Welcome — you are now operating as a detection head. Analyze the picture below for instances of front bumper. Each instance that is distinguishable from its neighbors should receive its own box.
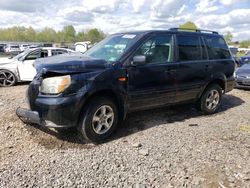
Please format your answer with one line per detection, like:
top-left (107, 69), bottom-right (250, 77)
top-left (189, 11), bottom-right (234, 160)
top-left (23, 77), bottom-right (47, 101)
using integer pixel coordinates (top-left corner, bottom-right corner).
top-left (235, 82), bottom-right (250, 89)
top-left (16, 107), bottom-right (71, 128)
top-left (16, 107), bottom-right (42, 125)
top-left (235, 77), bottom-right (250, 89)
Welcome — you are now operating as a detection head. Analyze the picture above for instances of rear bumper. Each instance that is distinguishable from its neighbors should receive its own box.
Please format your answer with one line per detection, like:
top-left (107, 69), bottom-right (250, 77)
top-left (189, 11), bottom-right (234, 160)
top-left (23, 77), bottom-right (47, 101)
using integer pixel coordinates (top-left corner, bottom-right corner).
top-left (225, 78), bottom-right (235, 93)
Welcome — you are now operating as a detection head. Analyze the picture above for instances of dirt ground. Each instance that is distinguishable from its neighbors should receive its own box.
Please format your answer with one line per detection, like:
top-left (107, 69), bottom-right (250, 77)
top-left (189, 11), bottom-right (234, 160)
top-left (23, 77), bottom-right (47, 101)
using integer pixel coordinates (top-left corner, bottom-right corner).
top-left (0, 84), bottom-right (250, 187)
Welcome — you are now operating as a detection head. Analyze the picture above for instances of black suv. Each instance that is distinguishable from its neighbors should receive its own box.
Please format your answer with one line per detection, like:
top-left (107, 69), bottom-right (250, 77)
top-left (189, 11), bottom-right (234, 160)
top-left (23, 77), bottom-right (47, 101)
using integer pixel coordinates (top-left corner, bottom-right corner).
top-left (17, 28), bottom-right (235, 142)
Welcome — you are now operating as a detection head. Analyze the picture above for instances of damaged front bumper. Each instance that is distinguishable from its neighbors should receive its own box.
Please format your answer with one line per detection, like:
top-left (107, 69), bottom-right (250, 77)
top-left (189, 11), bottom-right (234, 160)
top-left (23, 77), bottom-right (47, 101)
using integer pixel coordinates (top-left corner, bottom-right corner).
top-left (16, 107), bottom-right (43, 125)
top-left (16, 107), bottom-right (69, 128)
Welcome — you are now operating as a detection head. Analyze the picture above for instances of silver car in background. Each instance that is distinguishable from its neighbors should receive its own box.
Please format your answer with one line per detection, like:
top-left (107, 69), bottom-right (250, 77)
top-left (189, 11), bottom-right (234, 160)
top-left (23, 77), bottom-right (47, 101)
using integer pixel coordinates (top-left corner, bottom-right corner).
top-left (235, 62), bottom-right (250, 89)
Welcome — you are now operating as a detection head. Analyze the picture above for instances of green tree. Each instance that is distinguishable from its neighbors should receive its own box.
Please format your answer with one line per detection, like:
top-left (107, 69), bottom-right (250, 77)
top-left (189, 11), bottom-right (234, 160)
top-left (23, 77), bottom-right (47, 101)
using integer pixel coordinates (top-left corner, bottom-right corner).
top-left (85, 28), bottom-right (105, 43)
top-left (25, 26), bottom-right (36, 41)
top-left (61, 25), bottom-right (76, 43)
top-left (76, 31), bottom-right (86, 41)
top-left (179, 21), bottom-right (198, 30)
top-left (0, 26), bottom-right (106, 43)
top-left (240, 40), bottom-right (250, 48)
top-left (224, 32), bottom-right (233, 45)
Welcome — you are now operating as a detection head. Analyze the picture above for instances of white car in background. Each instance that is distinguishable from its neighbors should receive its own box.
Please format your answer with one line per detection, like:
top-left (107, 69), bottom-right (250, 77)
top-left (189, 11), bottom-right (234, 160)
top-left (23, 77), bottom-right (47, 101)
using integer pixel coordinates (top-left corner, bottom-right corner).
top-left (19, 44), bottom-right (30, 52)
top-left (0, 47), bottom-right (75, 87)
top-left (4, 44), bottom-right (21, 54)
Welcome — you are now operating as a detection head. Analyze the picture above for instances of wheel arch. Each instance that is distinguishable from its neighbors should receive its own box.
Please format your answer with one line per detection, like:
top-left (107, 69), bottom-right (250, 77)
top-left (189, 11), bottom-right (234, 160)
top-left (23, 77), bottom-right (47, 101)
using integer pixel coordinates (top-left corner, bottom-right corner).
top-left (77, 88), bottom-right (127, 125)
top-left (199, 78), bottom-right (226, 99)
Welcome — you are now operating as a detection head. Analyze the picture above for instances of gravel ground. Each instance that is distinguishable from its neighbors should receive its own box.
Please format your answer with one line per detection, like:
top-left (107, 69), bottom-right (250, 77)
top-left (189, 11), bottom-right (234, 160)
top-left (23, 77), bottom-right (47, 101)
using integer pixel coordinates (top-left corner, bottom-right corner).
top-left (0, 84), bottom-right (250, 187)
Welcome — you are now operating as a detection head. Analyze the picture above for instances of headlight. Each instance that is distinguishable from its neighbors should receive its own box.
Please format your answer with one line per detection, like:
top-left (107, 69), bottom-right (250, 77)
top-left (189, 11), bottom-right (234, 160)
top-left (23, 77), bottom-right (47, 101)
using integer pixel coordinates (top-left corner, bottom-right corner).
top-left (40, 75), bottom-right (71, 94)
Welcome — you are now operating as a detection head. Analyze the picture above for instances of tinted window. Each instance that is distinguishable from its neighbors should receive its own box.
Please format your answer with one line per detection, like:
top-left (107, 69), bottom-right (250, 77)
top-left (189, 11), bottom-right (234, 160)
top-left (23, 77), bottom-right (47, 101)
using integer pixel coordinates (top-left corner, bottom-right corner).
top-left (204, 36), bottom-right (231, 60)
top-left (177, 35), bottom-right (202, 61)
top-left (135, 35), bottom-right (173, 64)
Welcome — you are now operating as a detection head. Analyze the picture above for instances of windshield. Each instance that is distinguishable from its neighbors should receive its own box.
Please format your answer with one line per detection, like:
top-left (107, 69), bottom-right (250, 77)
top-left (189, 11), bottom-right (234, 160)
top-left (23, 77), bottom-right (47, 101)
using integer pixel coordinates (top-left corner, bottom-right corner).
top-left (13, 49), bottom-right (30, 59)
top-left (84, 34), bottom-right (139, 62)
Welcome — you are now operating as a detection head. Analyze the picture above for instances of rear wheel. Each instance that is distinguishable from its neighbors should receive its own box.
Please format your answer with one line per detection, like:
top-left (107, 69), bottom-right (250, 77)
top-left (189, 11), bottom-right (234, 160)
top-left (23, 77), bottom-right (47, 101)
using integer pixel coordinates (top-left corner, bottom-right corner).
top-left (197, 84), bottom-right (222, 114)
top-left (78, 97), bottom-right (118, 143)
top-left (0, 70), bottom-right (17, 87)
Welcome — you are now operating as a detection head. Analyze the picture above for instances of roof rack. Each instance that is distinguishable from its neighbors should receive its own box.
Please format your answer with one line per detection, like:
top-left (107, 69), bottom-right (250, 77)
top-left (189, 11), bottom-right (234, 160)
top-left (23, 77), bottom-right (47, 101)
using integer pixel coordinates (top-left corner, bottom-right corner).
top-left (169, 28), bottom-right (218, 34)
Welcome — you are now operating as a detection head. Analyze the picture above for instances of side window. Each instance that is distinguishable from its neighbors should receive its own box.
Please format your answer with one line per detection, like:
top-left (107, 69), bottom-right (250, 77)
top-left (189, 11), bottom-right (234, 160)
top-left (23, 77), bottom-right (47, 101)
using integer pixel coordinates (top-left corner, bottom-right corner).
top-left (51, 49), bottom-right (68, 56)
top-left (135, 35), bottom-right (173, 64)
top-left (57, 49), bottom-right (68, 55)
top-left (25, 50), bottom-right (40, 60)
top-left (204, 36), bottom-right (231, 60)
top-left (51, 50), bottom-right (58, 56)
top-left (177, 35), bottom-right (202, 61)
top-left (40, 50), bottom-right (48, 58)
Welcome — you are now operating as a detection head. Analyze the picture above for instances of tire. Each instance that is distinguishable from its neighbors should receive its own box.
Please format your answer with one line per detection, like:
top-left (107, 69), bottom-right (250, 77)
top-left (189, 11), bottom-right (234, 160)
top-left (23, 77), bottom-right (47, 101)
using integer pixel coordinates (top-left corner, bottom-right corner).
top-left (0, 70), bottom-right (17, 87)
top-left (78, 97), bottom-right (118, 143)
top-left (196, 84), bottom-right (222, 115)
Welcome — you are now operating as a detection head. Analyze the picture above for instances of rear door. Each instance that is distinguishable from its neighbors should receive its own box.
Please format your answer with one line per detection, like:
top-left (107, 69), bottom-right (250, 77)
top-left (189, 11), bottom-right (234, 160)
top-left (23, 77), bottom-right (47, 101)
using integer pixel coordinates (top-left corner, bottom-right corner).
top-left (127, 34), bottom-right (178, 111)
top-left (174, 34), bottom-right (209, 102)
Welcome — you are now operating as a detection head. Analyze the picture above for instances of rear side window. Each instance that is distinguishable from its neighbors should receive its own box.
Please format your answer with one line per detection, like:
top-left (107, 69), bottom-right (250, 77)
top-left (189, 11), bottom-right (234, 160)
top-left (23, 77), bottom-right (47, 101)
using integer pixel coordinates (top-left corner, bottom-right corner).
top-left (177, 35), bottom-right (202, 61)
top-left (204, 36), bottom-right (231, 60)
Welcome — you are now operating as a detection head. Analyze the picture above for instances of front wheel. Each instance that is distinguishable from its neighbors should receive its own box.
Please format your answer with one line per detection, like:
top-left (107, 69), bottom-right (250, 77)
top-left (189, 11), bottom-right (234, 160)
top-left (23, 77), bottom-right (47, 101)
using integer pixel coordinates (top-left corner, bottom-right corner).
top-left (0, 70), bottom-right (17, 87)
top-left (197, 84), bottom-right (222, 115)
top-left (78, 97), bottom-right (118, 143)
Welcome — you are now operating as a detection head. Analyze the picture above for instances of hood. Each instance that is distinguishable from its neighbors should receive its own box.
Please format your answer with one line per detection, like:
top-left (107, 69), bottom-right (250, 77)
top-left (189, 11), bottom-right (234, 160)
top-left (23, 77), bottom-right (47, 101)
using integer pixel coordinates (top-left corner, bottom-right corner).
top-left (236, 64), bottom-right (250, 75)
top-left (0, 57), bottom-right (14, 65)
top-left (34, 54), bottom-right (110, 74)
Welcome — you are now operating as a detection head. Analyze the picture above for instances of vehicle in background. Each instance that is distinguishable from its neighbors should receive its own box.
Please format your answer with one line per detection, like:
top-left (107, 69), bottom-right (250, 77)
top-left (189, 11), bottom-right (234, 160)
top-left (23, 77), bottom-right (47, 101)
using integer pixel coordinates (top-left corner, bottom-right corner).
top-left (29, 44), bottom-right (42, 49)
top-left (74, 41), bottom-right (91, 53)
top-left (240, 51), bottom-right (250, 66)
top-left (235, 61), bottom-right (250, 89)
top-left (229, 46), bottom-right (243, 67)
top-left (4, 44), bottom-right (21, 54)
top-left (16, 28), bottom-right (235, 142)
top-left (0, 44), bottom-right (6, 53)
top-left (0, 47), bottom-right (75, 86)
top-left (43, 43), bottom-right (53, 47)
top-left (19, 44), bottom-right (30, 52)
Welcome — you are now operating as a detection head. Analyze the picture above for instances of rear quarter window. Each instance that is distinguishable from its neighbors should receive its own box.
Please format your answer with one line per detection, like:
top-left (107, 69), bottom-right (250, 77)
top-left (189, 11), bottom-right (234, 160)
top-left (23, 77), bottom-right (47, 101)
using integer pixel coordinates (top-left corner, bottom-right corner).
top-left (204, 36), bottom-right (231, 60)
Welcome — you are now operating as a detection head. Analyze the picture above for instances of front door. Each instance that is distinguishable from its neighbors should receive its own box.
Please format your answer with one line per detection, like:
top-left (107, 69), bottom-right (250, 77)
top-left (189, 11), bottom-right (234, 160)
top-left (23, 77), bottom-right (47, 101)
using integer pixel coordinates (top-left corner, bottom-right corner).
top-left (127, 34), bottom-right (178, 111)
top-left (18, 49), bottom-right (45, 81)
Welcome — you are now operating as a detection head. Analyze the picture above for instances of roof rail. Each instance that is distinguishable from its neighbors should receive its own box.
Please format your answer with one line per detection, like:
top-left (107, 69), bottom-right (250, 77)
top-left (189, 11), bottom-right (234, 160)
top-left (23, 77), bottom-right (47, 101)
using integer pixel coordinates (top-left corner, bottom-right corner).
top-left (169, 28), bottom-right (218, 34)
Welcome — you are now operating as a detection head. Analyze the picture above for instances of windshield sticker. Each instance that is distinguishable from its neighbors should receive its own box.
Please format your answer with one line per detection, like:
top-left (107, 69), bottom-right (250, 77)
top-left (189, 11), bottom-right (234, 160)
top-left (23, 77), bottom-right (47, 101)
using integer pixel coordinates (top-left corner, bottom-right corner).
top-left (122, 34), bottom-right (136, 39)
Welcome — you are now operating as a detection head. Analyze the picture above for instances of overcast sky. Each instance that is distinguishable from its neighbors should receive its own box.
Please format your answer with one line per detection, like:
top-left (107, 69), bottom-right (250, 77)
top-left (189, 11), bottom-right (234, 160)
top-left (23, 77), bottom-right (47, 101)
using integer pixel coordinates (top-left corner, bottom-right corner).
top-left (0, 0), bottom-right (249, 41)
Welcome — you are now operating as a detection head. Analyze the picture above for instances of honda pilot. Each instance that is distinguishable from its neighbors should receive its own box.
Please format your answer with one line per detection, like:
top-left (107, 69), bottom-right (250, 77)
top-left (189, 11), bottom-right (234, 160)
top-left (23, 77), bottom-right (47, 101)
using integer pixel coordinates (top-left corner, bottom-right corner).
top-left (17, 28), bottom-right (235, 142)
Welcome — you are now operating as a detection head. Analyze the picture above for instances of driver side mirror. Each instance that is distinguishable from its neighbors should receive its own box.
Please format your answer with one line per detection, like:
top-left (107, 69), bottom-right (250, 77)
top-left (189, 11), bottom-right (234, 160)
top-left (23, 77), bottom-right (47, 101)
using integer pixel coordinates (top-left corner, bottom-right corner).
top-left (131, 55), bottom-right (146, 66)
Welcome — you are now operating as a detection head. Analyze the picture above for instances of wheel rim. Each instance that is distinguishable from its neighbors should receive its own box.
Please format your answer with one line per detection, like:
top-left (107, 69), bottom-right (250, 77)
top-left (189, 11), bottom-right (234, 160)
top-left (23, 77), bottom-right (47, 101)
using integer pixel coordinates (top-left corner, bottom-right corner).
top-left (205, 89), bottom-right (220, 110)
top-left (92, 105), bottom-right (114, 135)
top-left (0, 71), bottom-right (15, 86)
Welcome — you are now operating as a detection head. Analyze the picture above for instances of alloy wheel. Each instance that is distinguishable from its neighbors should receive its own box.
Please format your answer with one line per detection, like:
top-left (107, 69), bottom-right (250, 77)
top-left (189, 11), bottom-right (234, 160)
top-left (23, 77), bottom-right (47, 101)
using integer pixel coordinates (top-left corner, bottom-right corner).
top-left (0, 71), bottom-right (16, 86)
top-left (92, 105), bottom-right (114, 135)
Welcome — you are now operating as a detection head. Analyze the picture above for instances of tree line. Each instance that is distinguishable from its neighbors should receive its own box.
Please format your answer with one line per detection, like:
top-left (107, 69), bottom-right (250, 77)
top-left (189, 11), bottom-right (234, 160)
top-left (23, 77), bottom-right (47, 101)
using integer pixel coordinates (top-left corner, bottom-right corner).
top-left (0, 25), bottom-right (106, 43)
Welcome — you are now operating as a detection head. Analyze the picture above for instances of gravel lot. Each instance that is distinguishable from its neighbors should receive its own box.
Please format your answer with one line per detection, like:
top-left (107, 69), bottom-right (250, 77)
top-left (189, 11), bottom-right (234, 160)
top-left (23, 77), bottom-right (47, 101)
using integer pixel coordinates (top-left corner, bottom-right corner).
top-left (0, 85), bottom-right (250, 187)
